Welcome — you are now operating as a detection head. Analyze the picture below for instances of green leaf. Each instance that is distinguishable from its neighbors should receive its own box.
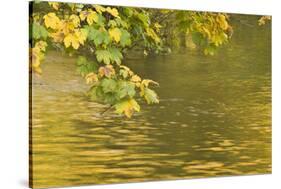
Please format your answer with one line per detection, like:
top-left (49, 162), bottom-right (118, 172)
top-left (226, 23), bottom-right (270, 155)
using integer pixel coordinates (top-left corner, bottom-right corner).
top-left (120, 29), bottom-right (131, 47)
top-left (141, 88), bottom-right (159, 104)
top-left (88, 86), bottom-right (100, 102)
top-left (117, 81), bottom-right (136, 98)
top-left (108, 47), bottom-right (123, 65)
top-left (103, 93), bottom-right (118, 104)
top-left (31, 23), bottom-right (48, 40)
top-left (86, 26), bottom-right (110, 46)
top-left (76, 56), bottom-right (98, 76)
top-left (96, 49), bottom-right (111, 64)
top-left (137, 12), bottom-right (150, 27)
top-left (96, 14), bottom-right (106, 26)
top-left (114, 98), bottom-right (140, 118)
top-left (101, 78), bottom-right (117, 93)
top-left (115, 18), bottom-right (128, 28)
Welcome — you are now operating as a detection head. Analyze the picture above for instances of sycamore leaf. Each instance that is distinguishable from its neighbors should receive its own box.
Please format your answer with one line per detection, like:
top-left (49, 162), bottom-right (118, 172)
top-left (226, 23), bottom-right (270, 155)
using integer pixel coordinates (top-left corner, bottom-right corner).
top-left (80, 10), bottom-right (98, 25)
top-left (32, 23), bottom-right (48, 40)
top-left (120, 65), bottom-right (134, 76)
top-left (101, 78), bottom-right (117, 93)
top-left (98, 65), bottom-right (115, 78)
top-left (131, 75), bottom-right (141, 83)
top-left (141, 79), bottom-right (159, 87)
top-left (120, 29), bottom-right (131, 47)
top-left (51, 31), bottom-right (64, 43)
top-left (93, 5), bottom-right (106, 14)
top-left (86, 26), bottom-right (110, 46)
top-left (87, 11), bottom-right (98, 25)
top-left (114, 98), bottom-right (140, 118)
top-left (258, 16), bottom-right (271, 26)
top-left (85, 72), bottom-right (98, 84)
top-left (108, 20), bottom-right (117, 27)
top-left (30, 41), bottom-right (47, 74)
top-left (69, 14), bottom-right (80, 27)
top-left (117, 81), bottom-right (136, 98)
top-left (108, 47), bottom-right (123, 64)
top-left (64, 29), bottom-right (87, 49)
top-left (106, 7), bottom-right (120, 18)
top-left (109, 28), bottom-right (121, 43)
top-left (43, 13), bottom-right (61, 30)
top-left (140, 88), bottom-right (159, 104)
top-left (76, 56), bottom-right (98, 76)
top-left (96, 49), bottom-right (111, 64)
top-left (35, 41), bottom-right (48, 52)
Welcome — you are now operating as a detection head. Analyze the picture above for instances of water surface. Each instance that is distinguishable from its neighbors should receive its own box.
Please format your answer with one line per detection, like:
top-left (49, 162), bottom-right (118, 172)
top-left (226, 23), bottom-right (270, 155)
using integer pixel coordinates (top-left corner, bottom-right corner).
top-left (31, 16), bottom-right (271, 188)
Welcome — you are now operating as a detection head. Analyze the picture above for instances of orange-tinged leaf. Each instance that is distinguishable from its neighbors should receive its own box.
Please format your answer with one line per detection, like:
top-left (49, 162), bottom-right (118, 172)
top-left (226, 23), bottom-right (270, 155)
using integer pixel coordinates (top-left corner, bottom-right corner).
top-left (98, 65), bottom-right (115, 78)
top-left (85, 72), bottom-right (98, 84)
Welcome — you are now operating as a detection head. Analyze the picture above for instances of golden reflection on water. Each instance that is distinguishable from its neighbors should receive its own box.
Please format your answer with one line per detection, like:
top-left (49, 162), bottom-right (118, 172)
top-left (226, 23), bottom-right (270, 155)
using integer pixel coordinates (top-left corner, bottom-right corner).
top-left (31, 18), bottom-right (271, 188)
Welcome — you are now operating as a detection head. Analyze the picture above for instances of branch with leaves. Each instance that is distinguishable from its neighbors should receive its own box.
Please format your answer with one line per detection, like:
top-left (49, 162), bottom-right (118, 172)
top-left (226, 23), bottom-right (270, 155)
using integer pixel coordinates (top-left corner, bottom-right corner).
top-left (30, 2), bottom-right (270, 118)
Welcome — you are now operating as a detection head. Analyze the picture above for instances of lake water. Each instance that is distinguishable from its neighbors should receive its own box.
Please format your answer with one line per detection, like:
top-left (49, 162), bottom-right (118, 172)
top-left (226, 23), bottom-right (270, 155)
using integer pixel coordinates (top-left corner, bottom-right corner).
top-left (30, 16), bottom-right (271, 188)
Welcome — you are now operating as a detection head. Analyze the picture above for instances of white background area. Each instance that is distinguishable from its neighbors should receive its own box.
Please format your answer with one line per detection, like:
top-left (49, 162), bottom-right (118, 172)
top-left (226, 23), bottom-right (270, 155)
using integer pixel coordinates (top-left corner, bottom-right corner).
top-left (0, 0), bottom-right (279, 188)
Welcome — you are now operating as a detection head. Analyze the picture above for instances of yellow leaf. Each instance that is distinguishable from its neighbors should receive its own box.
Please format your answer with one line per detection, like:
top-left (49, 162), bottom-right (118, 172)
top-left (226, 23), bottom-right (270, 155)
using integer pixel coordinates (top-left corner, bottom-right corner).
top-left (131, 75), bottom-right (141, 83)
top-left (141, 79), bottom-right (159, 87)
top-left (43, 13), bottom-right (61, 30)
top-left (80, 10), bottom-right (98, 25)
top-left (115, 98), bottom-right (140, 118)
top-left (146, 28), bottom-right (161, 43)
top-left (120, 65), bottom-right (134, 76)
top-left (85, 72), bottom-right (98, 84)
top-left (106, 7), bottom-right (119, 18)
top-left (69, 14), bottom-right (80, 27)
top-left (93, 5), bottom-right (106, 14)
top-left (30, 49), bottom-right (41, 68)
top-left (87, 11), bottom-right (98, 25)
top-left (79, 10), bottom-right (88, 21)
top-left (258, 16), bottom-right (271, 26)
top-left (35, 41), bottom-right (48, 52)
top-left (48, 2), bottom-right (60, 10)
top-left (77, 29), bottom-right (88, 44)
top-left (109, 28), bottom-right (121, 43)
top-left (51, 31), bottom-right (64, 43)
top-left (216, 14), bottom-right (228, 30)
top-left (30, 42), bottom-right (46, 74)
top-left (63, 29), bottom-right (86, 49)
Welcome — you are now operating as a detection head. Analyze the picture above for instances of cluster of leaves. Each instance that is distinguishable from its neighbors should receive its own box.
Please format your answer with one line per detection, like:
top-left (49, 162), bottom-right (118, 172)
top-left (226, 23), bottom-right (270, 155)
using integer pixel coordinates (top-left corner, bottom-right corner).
top-left (150, 10), bottom-right (232, 55)
top-left (79, 56), bottom-right (159, 118)
top-left (30, 1), bottom-right (161, 117)
top-left (258, 16), bottom-right (271, 26)
top-left (30, 2), bottom-right (269, 117)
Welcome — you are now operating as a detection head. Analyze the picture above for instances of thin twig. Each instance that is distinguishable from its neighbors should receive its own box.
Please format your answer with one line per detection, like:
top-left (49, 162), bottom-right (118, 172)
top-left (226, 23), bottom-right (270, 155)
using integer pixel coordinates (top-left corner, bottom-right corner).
top-left (100, 105), bottom-right (113, 115)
